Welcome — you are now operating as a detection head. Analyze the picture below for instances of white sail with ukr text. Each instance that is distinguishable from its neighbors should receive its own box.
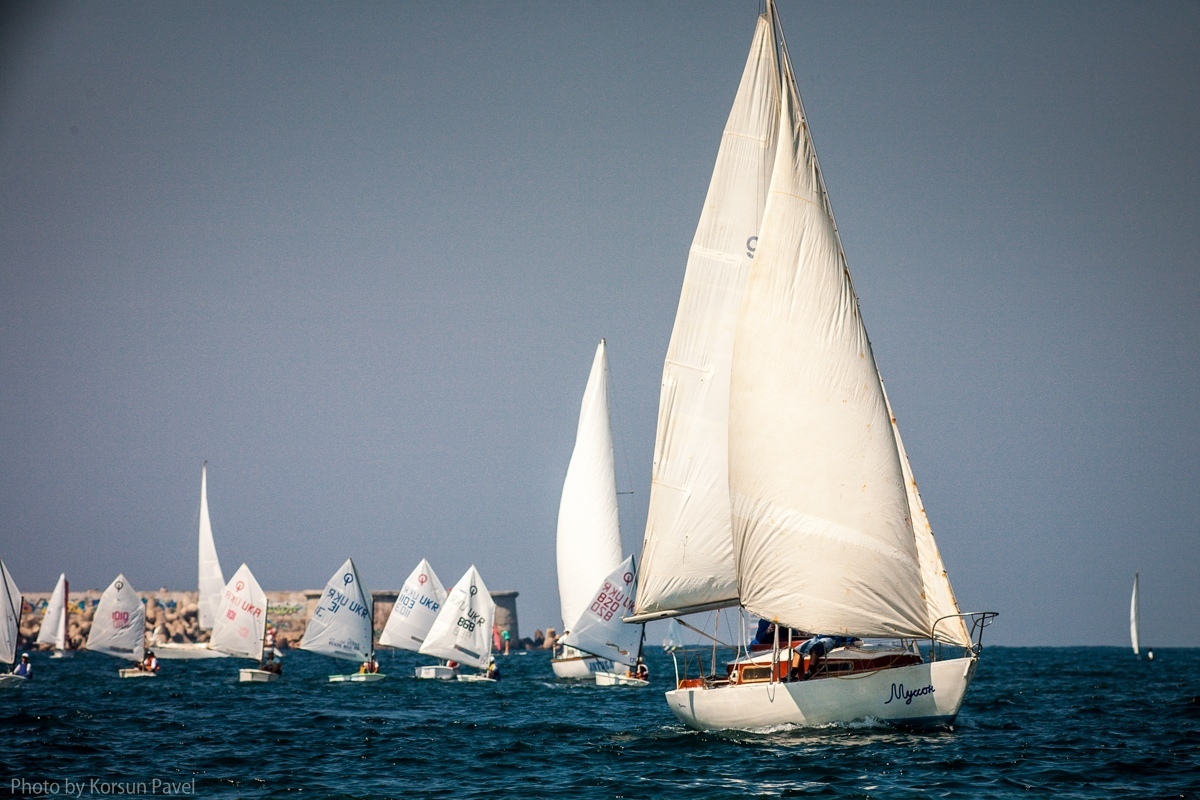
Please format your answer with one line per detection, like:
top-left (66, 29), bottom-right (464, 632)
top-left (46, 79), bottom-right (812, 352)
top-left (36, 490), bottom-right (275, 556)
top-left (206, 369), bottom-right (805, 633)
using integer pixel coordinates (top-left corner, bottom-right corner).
top-left (210, 564), bottom-right (267, 661)
top-left (299, 559), bottom-right (373, 662)
top-left (561, 554), bottom-right (640, 667)
top-left (379, 559), bottom-right (446, 652)
top-left (632, 12), bottom-right (781, 622)
top-left (86, 574), bottom-right (145, 662)
top-left (36, 573), bottom-right (69, 651)
top-left (0, 559), bottom-right (21, 666)
top-left (197, 463), bottom-right (225, 631)
top-left (418, 565), bottom-right (495, 669)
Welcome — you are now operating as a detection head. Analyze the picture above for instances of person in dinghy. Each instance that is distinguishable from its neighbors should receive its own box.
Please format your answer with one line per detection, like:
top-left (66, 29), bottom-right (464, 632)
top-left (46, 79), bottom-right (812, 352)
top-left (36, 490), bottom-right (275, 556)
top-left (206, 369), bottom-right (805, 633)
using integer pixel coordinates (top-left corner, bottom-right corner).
top-left (12, 653), bottom-right (32, 679)
top-left (137, 650), bottom-right (161, 674)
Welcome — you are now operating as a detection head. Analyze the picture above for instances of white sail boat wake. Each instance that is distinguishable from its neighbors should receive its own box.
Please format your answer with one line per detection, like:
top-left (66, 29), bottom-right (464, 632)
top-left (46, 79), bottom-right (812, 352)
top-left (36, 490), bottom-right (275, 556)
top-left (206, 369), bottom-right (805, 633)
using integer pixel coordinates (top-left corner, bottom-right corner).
top-left (378, 559), bottom-right (454, 680)
top-left (627, 1), bottom-right (995, 730)
top-left (551, 340), bottom-right (642, 678)
top-left (300, 558), bottom-right (383, 682)
top-left (37, 573), bottom-right (73, 658)
top-left (86, 574), bottom-right (157, 679)
top-left (157, 463), bottom-right (229, 659)
top-left (0, 559), bottom-right (26, 688)
top-left (209, 564), bottom-right (279, 682)
top-left (418, 565), bottom-right (497, 683)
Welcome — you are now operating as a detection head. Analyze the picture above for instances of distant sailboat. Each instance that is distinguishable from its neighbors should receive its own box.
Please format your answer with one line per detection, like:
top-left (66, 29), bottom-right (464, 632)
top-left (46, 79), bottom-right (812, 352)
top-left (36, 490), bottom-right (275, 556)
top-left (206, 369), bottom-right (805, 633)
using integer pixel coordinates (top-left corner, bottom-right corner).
top-left (86, 574), bottom-right (155, 679)
top-left (157, 463), bottom-right (229, 659)
top-left (560, 554), bottom-right (645, 687)
top-left (418, 565), bottom-right (497, 682)
top-left (1131, 572), bottom-right (1140, 658)
top-left (36, 573), bottom-right (73, 658)
top-left (0, 559), bottom-right (26, 688)
top-left (300, 559), bottom-right (383, 682)
top-left (552, 340), bottom-right (629, 679)
top-left (378, 559), bottom-right (450, 678)
top-left (209, 564), bottom-right (279, 682)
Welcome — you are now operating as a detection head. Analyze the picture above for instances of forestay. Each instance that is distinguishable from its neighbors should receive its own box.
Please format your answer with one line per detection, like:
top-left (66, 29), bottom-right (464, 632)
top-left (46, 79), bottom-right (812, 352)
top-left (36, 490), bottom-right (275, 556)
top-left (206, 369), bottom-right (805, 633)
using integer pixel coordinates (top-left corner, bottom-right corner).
top-left (378, 559), bottom-right (446, 652)
top-left (0, 559), bottom-right (21, 665)
top-left (300, 559), bottom-right (373, 662)
top-left (634, 12), bottom-right (781, 620)
top-left (36, 573), bottom-right (68, 650)
top-left (210, 564), bottom-right (267, 661)
top-left (419, 565), bottom-right (495, 669)
top-left (86, 574), bottom-right (146, 662)
top-left (726, 46), bottom-right (930, 640)
top-left (197, 464), bottom-right (225, 631)
top-left (561, 555), bottom-right (641, 666)
top-left (557, 340), bottom-right (623, 632)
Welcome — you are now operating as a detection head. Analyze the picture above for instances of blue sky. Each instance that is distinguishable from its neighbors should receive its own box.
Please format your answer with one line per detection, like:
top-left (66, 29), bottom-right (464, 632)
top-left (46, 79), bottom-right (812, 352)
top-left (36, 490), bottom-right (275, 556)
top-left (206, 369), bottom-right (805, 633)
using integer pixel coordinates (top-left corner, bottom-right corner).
top-left (2, 1), bottom-right (1197, 646)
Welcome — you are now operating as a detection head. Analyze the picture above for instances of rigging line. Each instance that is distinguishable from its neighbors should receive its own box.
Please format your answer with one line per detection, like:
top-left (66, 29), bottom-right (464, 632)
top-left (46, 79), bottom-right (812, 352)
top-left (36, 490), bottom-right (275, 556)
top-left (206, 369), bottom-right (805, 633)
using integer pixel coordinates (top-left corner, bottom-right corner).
top-left (677, 618), bottom-right (734, 649)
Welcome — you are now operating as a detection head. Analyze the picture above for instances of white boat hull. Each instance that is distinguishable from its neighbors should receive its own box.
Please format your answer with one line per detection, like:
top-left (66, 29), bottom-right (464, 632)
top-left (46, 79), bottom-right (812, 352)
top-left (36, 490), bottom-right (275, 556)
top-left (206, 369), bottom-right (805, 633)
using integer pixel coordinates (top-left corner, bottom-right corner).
top-left (153, 642), bottom-right (229, 660)
top-left (118, 668), bottom-right (158, 679)
top-left (329, 673), bottom-right (386, 683)
top-left (49, 650), bottom-right (74, 659)
top-left (551, 650), bottom-right (614, 679)
top-left (415, 665), bottom-right (458, 680)
top-left (595, 671), bottom-right (648, 687)
top-left (238, 669), bottom-right (279, 683)
top-left (0, 674), bottom-right (28, 689)
top-left (667, 656), bottom-right (977, 731)
top-left (456, 674), bottom-right (496, 683)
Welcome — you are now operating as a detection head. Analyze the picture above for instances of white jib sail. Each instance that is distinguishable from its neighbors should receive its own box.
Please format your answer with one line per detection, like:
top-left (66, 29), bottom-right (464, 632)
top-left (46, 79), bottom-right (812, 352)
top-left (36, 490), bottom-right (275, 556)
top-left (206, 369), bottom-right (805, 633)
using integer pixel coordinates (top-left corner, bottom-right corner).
top-left (418, 565), bottom-right (495, 669)
top-left (300, 558), bottom-right (374, 662)
top-left (0, 559), bottom-right (21, 665)
top-left (36, 573), bottom-right (68, 650)
top-left (727, 50), bottom-right (929, 640)
top-left (378, 559), bottom-right (447, 652)
top-left (86, 574), bottom-right (145, 662)
top-left (1130, 573), bottom-right (1140, 656)
top-left (561, 554), bottom-right (641, 666)
top-left (197, 463), bottom-right (225, 631)
top-left (556, 340), bottom-right (623, 633)
top-left (635, 11), bottom-right (781, 620)
top-left (209, 564), bottom-right (267, 661)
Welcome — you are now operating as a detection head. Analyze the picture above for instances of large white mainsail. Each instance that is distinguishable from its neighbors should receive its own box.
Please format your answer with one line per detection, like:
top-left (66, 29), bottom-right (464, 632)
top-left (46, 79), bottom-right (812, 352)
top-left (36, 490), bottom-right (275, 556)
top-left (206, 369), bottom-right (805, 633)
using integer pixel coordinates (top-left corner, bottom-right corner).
top-left (197, 463), bottom-right (225, 631)
top-left (210, 564), bottom-right (267, 661)
top-left (557, 340), bottom-right (623, 634)
top-left (0, 559), bottom-right (21, 667)
top-left (726, 28), bottom-right (929, 639)
top-left (1130, 572), bottom-right (1140, 656)
top-left (378, 559), bottom-right (447, 652)
top-left (632, 11), bottom-right (781, 621)
top-left (36, 573), bottom-right (69, 652)
top-left (300, 559), bottom-right (374, 662)
top-left (419, 566), bottom-right (495, 669)
top-left (561, 554), bottom-right (640, 667)
top-left (86, 574), bottom-right (145, 662)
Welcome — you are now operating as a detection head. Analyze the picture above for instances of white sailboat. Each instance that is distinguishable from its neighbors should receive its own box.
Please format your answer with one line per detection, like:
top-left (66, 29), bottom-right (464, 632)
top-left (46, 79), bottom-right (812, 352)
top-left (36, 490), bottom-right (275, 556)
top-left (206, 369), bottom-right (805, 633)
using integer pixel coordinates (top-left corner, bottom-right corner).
top-left (418, 565), bottom-right (497, 682)
top-left (378, 559), bottom-right (450, 678)
top-left (209, 564), bottom-right (279, 683)
top-left (628, 1), bottom-right (995, 730)
top-left (156, 463), bottom-right (229, 659)
top-left (300, 558), bottom-right (383, 682)
top-left (1130, 572), bottom-right (1140, 658)
top-left (0, 559), bottom-right (26, 688)
top-left (552, 340), bottom-right (628, 679)
top-left (559, 554), bottom-right (646, 687)
top-left (86, 574), bottom-right (156, 679)
top-left (36, 573), bottom-right (73, 658)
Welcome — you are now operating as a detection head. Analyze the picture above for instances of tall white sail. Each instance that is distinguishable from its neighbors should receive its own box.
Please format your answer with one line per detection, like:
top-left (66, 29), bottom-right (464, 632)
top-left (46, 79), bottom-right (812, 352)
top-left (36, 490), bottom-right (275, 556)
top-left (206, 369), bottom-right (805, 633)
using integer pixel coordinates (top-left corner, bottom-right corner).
top-left (197, 463), bottom-right (225, 631)
top-left (561, 555), bottom-right (640, 667)
top-left (633, 12), bottom-right (781, 620)
top-left (378, 559), bottom-right (447, 652)
top-left (1130, 573), bottom-right (1140, 656)
top-left (0, 559), bottom-right (21, 665)
top-left (36, 573), bottom-right (69, 651)
top-left (556, 340), bottom-right (623, 633)
top-left (300, 559), bottom-right (374, 662)
top-left (210, 564), bottom-right (267, 661)
top-left (727, 48), bottom-right (930, 639)
top-left (86, 574), bottom-right (145, 662)
top-left (419, 565), bottom-right (495, 669)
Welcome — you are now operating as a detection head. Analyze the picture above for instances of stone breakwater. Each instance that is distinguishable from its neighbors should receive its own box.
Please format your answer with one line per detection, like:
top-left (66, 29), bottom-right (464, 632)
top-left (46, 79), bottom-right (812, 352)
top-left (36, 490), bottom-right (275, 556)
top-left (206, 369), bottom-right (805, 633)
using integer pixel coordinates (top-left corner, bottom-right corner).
top-left (16, 588), bottom-right (551, 651)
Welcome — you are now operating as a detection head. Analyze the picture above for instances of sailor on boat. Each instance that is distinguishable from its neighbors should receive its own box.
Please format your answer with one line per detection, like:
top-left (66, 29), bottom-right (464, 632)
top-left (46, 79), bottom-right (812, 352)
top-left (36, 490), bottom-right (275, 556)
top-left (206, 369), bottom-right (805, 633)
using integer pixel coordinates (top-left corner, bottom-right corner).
top-left (358, 656), bottom-right (379, 675)
top-left (12, 653), bottom-right (31, 679)
top-left (138, 650), bottom-right (161, 673)
top-left (260, 652), bottom-right (282, 675)
top-left (486, 660), bottom-right (500, 681)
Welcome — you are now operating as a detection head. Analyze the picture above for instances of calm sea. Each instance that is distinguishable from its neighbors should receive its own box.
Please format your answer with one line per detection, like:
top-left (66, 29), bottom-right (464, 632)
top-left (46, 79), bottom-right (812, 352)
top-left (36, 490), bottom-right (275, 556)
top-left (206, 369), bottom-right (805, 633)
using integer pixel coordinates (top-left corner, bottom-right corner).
top-left (3, 646), bottom-right (1198, 799)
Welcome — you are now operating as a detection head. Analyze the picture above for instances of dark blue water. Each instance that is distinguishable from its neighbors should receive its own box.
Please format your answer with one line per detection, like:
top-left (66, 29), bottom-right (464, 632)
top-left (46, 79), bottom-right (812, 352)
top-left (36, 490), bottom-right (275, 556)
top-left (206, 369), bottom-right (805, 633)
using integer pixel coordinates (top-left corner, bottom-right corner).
top-left (3, 647), bottom-right (1198, 799)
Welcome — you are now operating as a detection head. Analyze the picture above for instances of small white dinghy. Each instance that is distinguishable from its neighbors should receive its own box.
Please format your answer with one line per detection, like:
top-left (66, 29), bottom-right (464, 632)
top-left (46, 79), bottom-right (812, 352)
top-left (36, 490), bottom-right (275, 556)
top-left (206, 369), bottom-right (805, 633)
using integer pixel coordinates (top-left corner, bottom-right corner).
top-left (300, 559), bottom-right (384, 683)
top-left (415, 664), bottom-right (458, 680)
top-left (456, 673), bottom-right (496, 683)
top-left (418, 566), bottom-right (496, 683)
top-left (37, 573), bottom-right (74, 659)
top-left (1, 559), bottom-right (28, 688)
top-left (207, 564), bottom-right (280, 683)
top-left (87, 575), bottom-right (156, 679)
top-left (595, 671), bottom-right (649, 688)
top-left (376, 559), bottom-right (453, 680)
